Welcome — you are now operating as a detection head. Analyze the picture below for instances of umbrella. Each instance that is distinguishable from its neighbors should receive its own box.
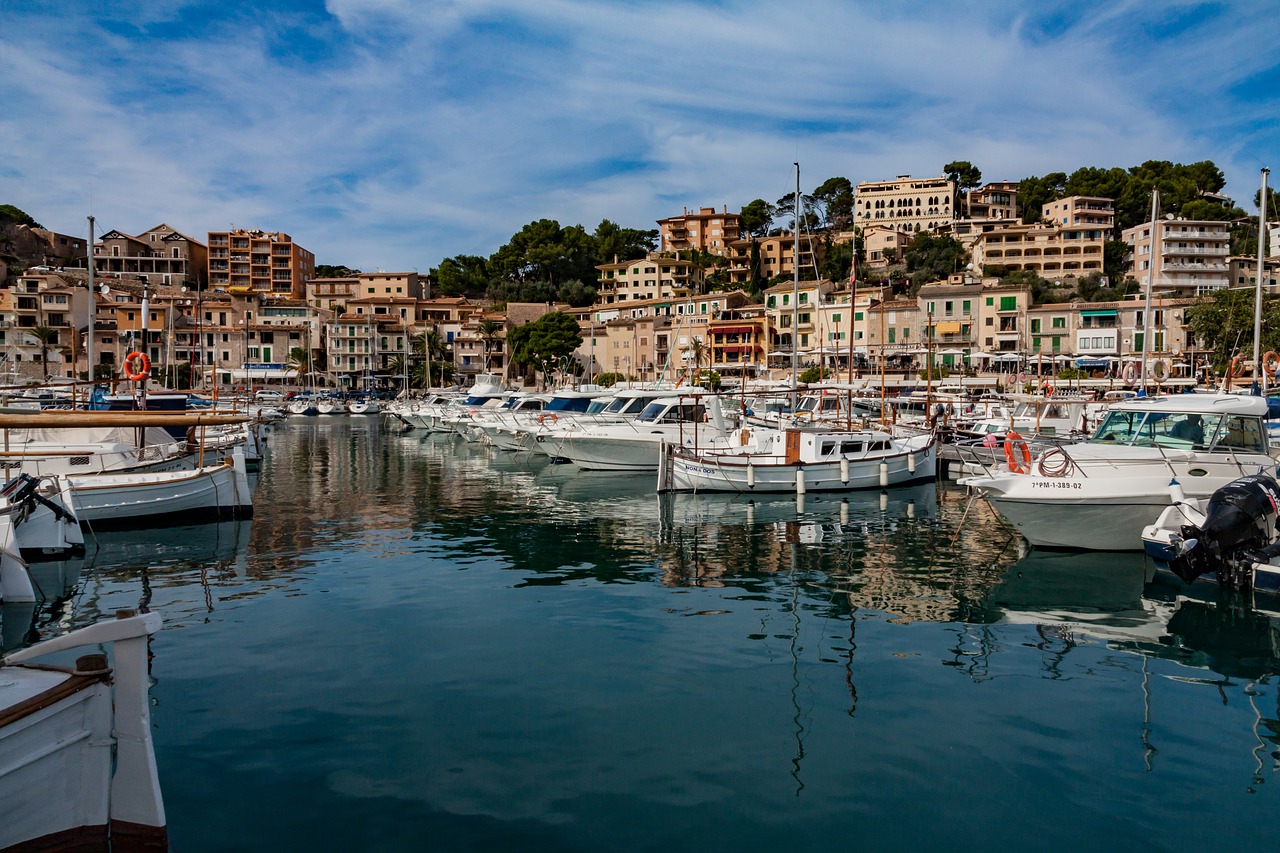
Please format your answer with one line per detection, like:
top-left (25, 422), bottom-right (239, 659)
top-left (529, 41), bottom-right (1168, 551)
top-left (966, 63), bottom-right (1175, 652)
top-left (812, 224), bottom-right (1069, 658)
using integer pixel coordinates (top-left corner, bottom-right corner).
top-left (993, 353), bottom-right (1023, 361)
top-left (936, 349), bottom-right (965, 356)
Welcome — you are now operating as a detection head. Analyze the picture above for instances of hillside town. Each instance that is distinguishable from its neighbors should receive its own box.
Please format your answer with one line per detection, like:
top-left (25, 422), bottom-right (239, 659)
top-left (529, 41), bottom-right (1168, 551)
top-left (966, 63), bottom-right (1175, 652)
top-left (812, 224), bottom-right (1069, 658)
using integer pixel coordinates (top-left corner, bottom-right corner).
top-left (1, 169), bottom-right (1276, 393)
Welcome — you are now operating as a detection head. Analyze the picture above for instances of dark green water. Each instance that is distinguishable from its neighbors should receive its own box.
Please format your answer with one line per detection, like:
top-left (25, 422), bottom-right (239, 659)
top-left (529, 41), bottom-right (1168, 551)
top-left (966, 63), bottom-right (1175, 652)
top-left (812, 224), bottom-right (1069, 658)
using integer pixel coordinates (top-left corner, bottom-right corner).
top-left (14, 419), bottom-right (1280, 851)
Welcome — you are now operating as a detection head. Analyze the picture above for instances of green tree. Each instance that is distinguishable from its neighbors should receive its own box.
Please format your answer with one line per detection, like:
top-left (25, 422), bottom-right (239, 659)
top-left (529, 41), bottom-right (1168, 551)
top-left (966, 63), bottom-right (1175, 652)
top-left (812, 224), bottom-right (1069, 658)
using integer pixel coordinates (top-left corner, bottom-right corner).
top-left (904, 233), bottom-right (967, 292)
top-left (943, 161), bottom-right (983, 192)
top-left (1185, 289), bottom-right (1280, 373)
top-left (29, 325), bottom-right (56, 375)
top-left (812, 177), bottom-right (854, 229)
top-left (1017, 172), bottom-right (1067, 223)
top-left (287, 346), bottom-right (311, 380)
top-left (314, 264), bottom-right (360, 278)
top-left (1103, 240), bottom-right (1128, 288)
top-left (506, 311), bottom-right (583, 386)
top-left (432, 255), bottom-right (490, 298)
top-left (0, 204), bottom-right (41, 228)
top-left (739, 199), bottom-right (775, 238)
top-left (477, 318), bottom-right (504, 373)
top-left (593, 219), bottom-right (656, 263)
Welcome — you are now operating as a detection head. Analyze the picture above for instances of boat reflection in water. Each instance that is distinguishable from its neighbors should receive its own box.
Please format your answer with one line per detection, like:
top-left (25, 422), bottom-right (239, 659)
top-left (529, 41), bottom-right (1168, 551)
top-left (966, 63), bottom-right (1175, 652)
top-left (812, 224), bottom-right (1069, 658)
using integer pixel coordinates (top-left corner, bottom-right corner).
top-left (971, 548), bottom-right (1280, 778)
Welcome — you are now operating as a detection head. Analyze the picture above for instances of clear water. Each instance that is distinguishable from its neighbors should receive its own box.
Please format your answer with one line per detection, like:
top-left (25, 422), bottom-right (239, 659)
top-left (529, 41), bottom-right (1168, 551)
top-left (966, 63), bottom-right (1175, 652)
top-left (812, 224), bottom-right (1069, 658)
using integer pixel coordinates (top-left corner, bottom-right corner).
top-left (13, 419), bottom-right (1280, 852)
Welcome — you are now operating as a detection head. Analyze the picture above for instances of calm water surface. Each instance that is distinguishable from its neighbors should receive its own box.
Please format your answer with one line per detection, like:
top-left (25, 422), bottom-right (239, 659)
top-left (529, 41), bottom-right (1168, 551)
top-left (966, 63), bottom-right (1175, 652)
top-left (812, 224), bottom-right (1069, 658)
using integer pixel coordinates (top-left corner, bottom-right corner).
top-left (11, 418), bottom-right (1280, 852)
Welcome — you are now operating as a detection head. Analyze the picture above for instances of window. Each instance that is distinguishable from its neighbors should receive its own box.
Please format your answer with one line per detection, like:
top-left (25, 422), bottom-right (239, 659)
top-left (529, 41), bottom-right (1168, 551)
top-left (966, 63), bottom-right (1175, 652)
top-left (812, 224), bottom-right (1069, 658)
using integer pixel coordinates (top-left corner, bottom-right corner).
top-left (986, 297), bottom-right (994, 306)
top-left (1052, 317), bottom-right (1066, 329)
top-left (1000, 296), bottom-right (1017, 311)
top-left (962, 300), bottom-right (971, 314)
top-left (1031, 319), bottom-right (1042, 334)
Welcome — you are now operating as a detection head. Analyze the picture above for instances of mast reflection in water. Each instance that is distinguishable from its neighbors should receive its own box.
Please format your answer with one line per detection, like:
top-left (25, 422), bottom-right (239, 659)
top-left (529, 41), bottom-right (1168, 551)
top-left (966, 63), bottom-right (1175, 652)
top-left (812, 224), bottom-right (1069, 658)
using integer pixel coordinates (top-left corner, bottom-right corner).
top-left (4, 418), bottom-right (1277, 852)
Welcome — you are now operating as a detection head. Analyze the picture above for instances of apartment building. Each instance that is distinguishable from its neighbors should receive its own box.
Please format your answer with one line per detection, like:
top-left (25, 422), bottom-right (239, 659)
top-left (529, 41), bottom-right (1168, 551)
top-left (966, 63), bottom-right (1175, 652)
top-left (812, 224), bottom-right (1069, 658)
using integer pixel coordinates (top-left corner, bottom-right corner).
top-left (761, 278), bottom-right (836, 368)
top-left (917, 278), bottom-right (983, 361)
top-left (207, 229), bottom-right (315, 298)
top-left (854, 175), bottom-right (957, 234)
top-left (94, 224), bottom-right (208, 287)
top-left (865, 298), bottom-right (921, 369)
top-left (862, 225), bottom-right (913, 269)
top-left (971, 221), bottom-right (1107, 280)
top-left (1228, 256), bottom-right (1280, 292)
top-left (1042, 196), bottom-right (1115, 229)
top-left (706, 305), bottom-right (768, 377)
top-left (0, 274), bottom-right (90, 380)
top-left (596, 253), bottom-right (698, 304)
top-left (725, 233), bottom-right (821, 284)
top-left (355, 271), bottom-right (426, 300)
top-left (964, 181), bottom-right (1019, 220)
top-left (657, 206), bottom-right (741, 256)
top-left (1122, 218), bottom-right (1231, 295)
top-left (974, 284), bottom-right (1032, 354)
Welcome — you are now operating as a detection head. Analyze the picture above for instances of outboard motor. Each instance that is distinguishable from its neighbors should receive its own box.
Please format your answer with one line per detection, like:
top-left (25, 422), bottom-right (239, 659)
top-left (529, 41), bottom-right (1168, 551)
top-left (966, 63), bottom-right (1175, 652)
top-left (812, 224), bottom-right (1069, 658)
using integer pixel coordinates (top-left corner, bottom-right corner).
top-left (1170, 474), bottom-right (1280, 588)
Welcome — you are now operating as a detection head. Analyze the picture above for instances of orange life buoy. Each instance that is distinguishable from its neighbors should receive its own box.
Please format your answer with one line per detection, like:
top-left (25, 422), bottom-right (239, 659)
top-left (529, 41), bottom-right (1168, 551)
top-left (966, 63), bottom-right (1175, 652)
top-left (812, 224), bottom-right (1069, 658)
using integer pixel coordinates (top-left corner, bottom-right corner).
top-left (1263, 351), bottom-right (1280, 379)
top-left (124, 351), bottom-right (151, 381)
top-left (538, 413), bottom-right (558, 425)
top-left (1041, 381), bottom-right (1054, 397)
top-left (1004, 429), bottom-right (1032, 474)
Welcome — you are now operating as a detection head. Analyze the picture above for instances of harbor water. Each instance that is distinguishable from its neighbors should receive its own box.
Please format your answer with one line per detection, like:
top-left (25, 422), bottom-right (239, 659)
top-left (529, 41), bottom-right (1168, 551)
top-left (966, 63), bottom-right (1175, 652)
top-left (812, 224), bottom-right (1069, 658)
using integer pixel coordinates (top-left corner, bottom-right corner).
top-left (10, 418), bottom-right (1280, 851)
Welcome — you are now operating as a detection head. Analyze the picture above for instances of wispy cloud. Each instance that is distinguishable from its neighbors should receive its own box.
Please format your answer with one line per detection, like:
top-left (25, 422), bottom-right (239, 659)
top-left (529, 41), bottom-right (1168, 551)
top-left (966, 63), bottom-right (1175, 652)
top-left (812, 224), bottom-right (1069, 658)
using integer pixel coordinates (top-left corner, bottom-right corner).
top-left (1, 0), bottom-right (1276, 272)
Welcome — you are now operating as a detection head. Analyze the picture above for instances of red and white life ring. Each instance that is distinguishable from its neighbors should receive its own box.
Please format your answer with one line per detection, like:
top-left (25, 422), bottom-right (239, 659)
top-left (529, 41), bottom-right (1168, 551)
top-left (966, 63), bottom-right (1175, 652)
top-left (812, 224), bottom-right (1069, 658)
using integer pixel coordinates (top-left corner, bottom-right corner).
top-left (124, 351), bottom-right (151, 382)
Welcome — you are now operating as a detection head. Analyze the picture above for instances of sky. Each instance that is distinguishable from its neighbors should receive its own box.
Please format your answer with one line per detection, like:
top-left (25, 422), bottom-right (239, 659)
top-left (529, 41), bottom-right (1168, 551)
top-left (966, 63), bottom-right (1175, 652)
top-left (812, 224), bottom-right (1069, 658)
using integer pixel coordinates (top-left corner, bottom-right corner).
top-left (2, 0), bottom-right (1278, 274)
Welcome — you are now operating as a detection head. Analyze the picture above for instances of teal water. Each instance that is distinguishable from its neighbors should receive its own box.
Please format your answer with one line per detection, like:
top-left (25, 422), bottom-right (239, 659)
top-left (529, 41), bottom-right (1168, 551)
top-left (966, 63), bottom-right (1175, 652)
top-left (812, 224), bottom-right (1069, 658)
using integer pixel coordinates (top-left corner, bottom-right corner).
top-left (12, 419), bottom-right (1280, 851)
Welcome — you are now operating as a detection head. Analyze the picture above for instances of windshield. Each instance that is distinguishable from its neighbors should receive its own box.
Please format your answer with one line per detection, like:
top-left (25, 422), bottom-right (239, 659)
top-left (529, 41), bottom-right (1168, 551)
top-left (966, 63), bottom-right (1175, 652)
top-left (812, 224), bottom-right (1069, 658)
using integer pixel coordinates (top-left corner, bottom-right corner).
top-left (1090, 409), bottom-right (1267, 453)
top-left (545, 397), bottom-right (595, 413)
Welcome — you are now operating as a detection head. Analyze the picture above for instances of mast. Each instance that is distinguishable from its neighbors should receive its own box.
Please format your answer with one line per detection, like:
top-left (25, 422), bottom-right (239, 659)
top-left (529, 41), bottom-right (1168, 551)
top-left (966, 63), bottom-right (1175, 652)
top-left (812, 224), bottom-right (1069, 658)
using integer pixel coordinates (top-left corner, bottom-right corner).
top-left (791, 162), bottom-right (800, 411)
top-left (86, 215), bottom-right (95, 385)
top-left (1255, 167), bottom-right (1269, 394)
top-left (1139, 188), bottom-right (1159, 393)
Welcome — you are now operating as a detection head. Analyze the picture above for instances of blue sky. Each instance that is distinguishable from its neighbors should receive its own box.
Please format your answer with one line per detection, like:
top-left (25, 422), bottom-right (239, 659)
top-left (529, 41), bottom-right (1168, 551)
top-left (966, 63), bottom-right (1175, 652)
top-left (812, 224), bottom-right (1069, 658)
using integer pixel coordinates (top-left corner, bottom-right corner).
top-left (2, 0), bottom-right (1277, 274)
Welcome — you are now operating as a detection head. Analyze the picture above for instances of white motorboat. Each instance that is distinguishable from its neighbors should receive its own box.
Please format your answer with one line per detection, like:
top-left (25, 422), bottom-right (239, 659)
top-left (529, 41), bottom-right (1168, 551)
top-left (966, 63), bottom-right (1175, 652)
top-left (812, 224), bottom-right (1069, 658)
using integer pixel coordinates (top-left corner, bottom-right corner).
top-left (1141, 473), bottom-right (1280, 593)
top-left (0, 474), bottom-right (84, 562)
top-left (553, 395), bottom-right (727, 472)
top-left (529, 385), bottom-right (685, 461)
top-left (962, 394), bottom-right (1278, 550)
top-left (0, 611), bottom-right (167, 851)
top-left (63, 448), bottom-right (253, 529)
top-left (659, 424), bottom-right (936, 493)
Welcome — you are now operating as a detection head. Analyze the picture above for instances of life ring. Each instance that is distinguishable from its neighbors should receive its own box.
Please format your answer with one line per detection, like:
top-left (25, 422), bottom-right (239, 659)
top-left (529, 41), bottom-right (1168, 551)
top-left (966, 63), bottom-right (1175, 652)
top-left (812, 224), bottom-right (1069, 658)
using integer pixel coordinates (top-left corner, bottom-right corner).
top-left (1263, 351), bottom-right (1280, 379)
top-left (1017, 371), bottom-right (1027, 384)
top-left (124, 351), bottom-right (151, 381)
top-left (1121, 361), bottom-right (1138, 383)
top-left (1041, 381), bottom-right (1054, 397)
top-left (538, 413), bottom-right (558, 425)
top-left (1004, 429), bottom-right (1032, 474)
top-left (1150, 358), bottom-right (1171, 382)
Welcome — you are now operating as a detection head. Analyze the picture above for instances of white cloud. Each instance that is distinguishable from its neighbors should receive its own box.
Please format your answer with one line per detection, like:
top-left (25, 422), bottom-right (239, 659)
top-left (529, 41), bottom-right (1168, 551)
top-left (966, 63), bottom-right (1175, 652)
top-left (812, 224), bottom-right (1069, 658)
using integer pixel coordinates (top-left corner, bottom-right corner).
top-left (2, 0), bottom-right (1277, 270)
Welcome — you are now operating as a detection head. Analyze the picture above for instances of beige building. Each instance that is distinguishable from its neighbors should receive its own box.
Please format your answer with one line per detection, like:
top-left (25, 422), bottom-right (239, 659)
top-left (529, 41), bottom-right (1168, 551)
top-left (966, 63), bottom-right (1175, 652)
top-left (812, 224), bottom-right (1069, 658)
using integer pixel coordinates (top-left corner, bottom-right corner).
top-left (964, 182), bottom-right (1019, 221)
top-left (918, 278), bottom-right (983, 361)
top-left (1042, 196), bottom-right (1115, 228)
top-left (657, 206), bottom-right (741, 255)
top-left (1122, 218), bottom-right (1230, 295)
top-left (1228, 256), bottom-right (1280, 292)
top-left (94, 224), bottom-right (208, 287)
top-left (971, 221), bottom-right (1107, 280)
top-left (725, 233), bottom-right (821, 284)
top-left (854, 175), bottom-right (956, 234)
top-left (207, 229), bottom-right (315, 298)
top-left (974, 284), bottom-right (1032, 355)
top-left (862, 225), bottom-right (913, 269)
top-left (596, 253), bottom-right (698, 305)
top-left (865, 298), bottom-right (922, 369)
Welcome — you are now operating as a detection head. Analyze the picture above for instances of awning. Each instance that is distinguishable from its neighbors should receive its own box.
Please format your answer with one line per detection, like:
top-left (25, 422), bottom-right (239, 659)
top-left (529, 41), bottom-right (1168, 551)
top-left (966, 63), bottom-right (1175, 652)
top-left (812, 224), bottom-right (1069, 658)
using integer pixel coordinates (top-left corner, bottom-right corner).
top-left (1081, 309), bottom-right (1118, 317)
top-left (936, 348), bottom-right (965, 356)
top-left (714, 327), bottom-right (756, 335)
top-left (1075, 358), bottom-right (1109, 368)
top-left (993, 353), bottom-right (1023, 361)
top-left (933, 321), bottom-right (963, 334)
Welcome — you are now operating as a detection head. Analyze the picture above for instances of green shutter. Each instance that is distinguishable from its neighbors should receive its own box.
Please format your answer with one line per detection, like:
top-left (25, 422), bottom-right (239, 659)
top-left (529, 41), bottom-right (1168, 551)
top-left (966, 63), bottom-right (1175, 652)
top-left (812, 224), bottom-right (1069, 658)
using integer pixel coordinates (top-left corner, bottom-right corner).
top-left (1000, 296), bottom-right (1017, 311)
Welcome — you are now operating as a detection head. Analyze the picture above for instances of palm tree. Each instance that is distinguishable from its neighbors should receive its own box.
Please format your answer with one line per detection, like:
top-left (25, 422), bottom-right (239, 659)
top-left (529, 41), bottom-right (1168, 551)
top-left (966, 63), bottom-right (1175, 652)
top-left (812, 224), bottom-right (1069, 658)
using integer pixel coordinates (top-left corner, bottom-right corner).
top-left (478, 318), bottom-right (504, 374)
top-left (287, 346), bottom-right (311, 391)
top-left (684, 338), bottom-right (706, 385)
top-left (29, 325), bottom-right (56, 378)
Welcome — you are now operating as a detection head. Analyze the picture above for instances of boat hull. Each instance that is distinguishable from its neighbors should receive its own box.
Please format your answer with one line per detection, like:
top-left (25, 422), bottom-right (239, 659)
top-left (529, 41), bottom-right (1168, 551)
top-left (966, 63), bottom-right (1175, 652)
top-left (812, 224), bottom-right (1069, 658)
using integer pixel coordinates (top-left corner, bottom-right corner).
top-left (665, 443), bottom-right (937, 492)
